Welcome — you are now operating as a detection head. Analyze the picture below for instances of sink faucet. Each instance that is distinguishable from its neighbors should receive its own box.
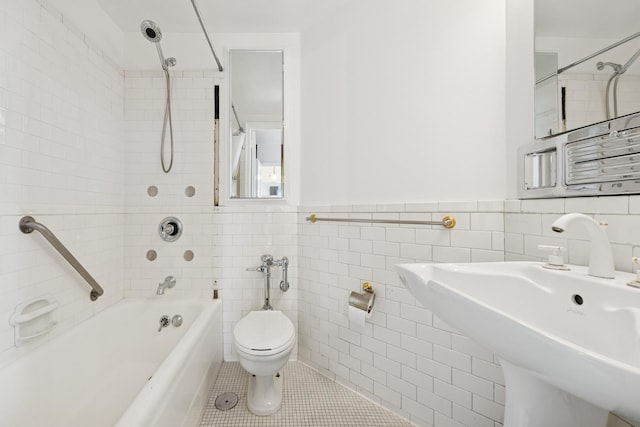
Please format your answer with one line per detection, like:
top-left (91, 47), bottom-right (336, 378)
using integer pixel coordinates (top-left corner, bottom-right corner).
top-left (157, 276), bottom-right (176, 295)
top-left (551, 213), bottom-right (615, 279)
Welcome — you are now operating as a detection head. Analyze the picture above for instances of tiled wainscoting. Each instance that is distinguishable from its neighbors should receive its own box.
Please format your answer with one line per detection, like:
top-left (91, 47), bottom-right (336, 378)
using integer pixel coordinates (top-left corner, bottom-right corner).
top-left (296, 197), bottom-right (640, 427)
top-left (559, 73), bottom-right (640, 133)
top-left (297, 202), bottom-right (507, 427)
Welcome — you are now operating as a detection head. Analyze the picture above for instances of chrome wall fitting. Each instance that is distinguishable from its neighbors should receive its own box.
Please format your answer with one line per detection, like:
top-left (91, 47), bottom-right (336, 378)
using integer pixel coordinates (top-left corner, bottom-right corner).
top-left (171, 314), bottom-right (183, 327)
top-left (158, 217), bottom-right (183, 242)
top-left (158, 315), bottom-right (170, 332)
top-left (246, 254), bottom-right (291, 310)
top-left (279, 257), bottom-right (290, 292)
top-left (157, 276), bottom-right (176, 295)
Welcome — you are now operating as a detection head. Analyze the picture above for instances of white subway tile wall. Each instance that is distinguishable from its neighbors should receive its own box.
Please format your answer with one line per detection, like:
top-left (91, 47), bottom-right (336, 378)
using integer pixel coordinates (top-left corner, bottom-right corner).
top-left (122, 72), bottom-right (298, 361)
top-left (0, 0), bottom-right (125, 367)
top-left (298, 204), bottom-right (506, 427)
top-left (124, 70), bottom-right (219, 207)
top-left (559, 73), bottom-right (640, 132)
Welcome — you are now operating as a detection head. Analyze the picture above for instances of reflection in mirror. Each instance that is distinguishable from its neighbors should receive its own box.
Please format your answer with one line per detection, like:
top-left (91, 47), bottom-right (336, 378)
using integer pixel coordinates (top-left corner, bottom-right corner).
top-left (229, 50), bottom-right (284, 198)
top-left (534, 0), bottom-right (640, 139)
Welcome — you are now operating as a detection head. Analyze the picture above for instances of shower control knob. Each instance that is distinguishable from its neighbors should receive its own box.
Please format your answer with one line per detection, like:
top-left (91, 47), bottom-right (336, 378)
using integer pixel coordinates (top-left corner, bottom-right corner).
top-left (171, 315), bottom-right (183, 327)
top-left (158, 217), bottom-right (183, 242)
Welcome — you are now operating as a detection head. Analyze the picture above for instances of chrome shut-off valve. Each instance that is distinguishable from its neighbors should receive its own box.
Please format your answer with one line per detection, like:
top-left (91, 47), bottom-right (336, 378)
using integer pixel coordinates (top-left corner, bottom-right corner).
top-left (246, 254), bottom-right (291, 311)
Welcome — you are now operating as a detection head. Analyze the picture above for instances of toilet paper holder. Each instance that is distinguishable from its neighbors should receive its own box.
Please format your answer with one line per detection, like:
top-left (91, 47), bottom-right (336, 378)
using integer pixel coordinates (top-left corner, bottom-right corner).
top-left (349, 282), bottom-right (375, 314)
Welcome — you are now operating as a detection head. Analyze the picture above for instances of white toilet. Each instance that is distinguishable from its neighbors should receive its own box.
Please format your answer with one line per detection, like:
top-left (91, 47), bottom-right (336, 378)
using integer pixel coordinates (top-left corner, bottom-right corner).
top-left (233, 310), bottom-right (295, 416)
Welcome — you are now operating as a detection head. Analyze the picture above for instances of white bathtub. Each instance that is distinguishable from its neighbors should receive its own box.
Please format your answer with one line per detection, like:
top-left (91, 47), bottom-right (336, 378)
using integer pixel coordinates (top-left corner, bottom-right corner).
top-left (0, 298), bottom-right (223, 427)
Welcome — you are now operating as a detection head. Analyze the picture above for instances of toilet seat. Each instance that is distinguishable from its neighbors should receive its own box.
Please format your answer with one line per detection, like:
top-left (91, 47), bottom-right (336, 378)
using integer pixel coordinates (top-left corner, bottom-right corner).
top-left (233, 311), bottom-right (295, 356)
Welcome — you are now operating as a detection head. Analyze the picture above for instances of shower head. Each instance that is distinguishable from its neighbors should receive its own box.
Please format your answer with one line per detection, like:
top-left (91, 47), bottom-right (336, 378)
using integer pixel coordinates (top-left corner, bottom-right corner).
top-left (596, 61), bottom-right (622, 72)
top-left (141, 20), bottom-right (162, 43)
top-left (140, 20), bottom-right (176, 71)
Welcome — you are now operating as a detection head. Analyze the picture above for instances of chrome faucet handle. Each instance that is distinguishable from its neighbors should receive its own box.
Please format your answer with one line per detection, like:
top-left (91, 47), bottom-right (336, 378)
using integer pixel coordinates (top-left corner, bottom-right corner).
top-left (246, 266), bottom-right (266, 273)
top-left (158, 315), bottom-right (170, 332)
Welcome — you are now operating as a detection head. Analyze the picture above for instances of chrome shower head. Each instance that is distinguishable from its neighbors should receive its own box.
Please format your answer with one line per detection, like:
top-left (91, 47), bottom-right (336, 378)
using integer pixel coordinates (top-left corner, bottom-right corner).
top-left (141, 20), bottom-right (162, 43)
top-left (140, 20), bottom-right (176, 70)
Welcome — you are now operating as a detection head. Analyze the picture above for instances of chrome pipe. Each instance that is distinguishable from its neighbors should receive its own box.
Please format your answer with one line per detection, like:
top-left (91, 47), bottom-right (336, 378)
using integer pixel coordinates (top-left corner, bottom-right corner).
top-left (556, 31), bottom-right (640, 75)
top-left (305, 214), bottom-right (456, 229)
top-left (19, 216), bottom-right (104, 301)
top-left (189, 0), bottom-right (223, 72)
top-left (279, 256), bottom-right (289, 292)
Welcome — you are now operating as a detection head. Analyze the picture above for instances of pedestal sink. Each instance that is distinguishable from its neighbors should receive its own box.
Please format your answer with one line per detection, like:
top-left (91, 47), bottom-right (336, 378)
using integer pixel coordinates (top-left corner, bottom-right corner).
top-left (396, 261), bottom-right (640, 427)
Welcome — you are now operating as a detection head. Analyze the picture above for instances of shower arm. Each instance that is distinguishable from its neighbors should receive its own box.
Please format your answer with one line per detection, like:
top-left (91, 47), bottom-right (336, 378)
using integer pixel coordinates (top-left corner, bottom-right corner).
top-left (189, 0), bottom-right (223, 72)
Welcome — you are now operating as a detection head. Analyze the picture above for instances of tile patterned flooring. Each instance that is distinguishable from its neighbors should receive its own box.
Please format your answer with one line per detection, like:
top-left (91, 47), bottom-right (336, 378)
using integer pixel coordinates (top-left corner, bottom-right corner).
top-left (200, 361), bottom-right (413, 426)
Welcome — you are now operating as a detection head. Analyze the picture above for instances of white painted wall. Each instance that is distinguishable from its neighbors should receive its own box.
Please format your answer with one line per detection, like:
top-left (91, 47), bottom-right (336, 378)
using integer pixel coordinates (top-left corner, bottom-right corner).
top-left (506, 0), bottom-right (535, 198)
top-left (300, 0), bottom-right (507, 205)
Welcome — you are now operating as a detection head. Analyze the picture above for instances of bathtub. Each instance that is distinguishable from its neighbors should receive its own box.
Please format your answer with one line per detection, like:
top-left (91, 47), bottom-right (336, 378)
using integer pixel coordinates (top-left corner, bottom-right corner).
top-left (0, 298), bottom-right (223, 427)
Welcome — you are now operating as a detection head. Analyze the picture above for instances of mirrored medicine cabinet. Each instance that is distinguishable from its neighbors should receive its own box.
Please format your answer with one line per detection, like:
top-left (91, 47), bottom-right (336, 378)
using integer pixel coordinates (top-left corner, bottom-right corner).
top-left (534, 0), bottom-right (640, 139)
top-left (229, 49), bottom-right (284, 199)
top-left (520, 0), bottom-right (640, 199)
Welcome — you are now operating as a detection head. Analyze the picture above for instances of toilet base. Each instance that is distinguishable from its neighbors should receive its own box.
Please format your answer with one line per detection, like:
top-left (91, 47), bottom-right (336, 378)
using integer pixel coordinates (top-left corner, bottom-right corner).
top-left (247, 372), bottom-right (283, 416)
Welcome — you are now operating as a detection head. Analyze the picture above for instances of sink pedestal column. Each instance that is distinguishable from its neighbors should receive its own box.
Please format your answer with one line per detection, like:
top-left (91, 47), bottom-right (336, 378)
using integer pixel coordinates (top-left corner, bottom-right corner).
top-left (501, 360), bottom-right (609, 427)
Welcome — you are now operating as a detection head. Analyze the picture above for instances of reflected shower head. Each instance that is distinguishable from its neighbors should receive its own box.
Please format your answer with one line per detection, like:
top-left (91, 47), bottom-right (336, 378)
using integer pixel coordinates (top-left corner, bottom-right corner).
top-left (141, 20), bottom-right (162, 43)
top-left (596, 61), bottom-right (622, 72)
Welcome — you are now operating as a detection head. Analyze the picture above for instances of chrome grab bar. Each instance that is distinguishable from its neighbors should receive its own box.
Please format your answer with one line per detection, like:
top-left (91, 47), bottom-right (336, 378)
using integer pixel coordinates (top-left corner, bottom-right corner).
top-left (19, 216), bottom-right (104, 301)
top-left (305, 214), bottom-right (456, 229)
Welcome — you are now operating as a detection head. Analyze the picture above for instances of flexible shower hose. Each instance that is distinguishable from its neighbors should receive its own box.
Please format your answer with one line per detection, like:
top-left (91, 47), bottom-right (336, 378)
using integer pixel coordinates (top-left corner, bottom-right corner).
top-left (161, 68), bottom-right (174, 173)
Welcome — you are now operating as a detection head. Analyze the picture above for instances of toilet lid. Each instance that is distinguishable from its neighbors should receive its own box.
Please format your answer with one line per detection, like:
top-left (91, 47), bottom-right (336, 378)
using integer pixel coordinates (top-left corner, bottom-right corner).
top-left (234, 310), bottom-right (295, 354)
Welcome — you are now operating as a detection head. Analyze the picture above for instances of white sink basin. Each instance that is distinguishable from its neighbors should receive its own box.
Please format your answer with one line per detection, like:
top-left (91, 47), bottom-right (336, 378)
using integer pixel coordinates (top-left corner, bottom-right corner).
top-left (397, 261), bottom-right (640, 427)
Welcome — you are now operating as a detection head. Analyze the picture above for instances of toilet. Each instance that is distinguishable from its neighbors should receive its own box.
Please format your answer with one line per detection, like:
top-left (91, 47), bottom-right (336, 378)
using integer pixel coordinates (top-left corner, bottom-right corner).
top-left (233, 310), bottom-right (295, 416)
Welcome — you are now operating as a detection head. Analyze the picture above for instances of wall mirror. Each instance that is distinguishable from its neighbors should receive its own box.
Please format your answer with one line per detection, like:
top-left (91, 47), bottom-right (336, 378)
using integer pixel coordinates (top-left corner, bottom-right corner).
top-left (229, 49), bottom-right (284, 199)
top-left (534, 0), bottom-right (640, 139)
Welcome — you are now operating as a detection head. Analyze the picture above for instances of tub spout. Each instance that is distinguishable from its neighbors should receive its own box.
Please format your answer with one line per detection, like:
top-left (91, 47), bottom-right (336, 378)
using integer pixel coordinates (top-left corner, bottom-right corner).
top-left (157, 276), bottom-right (176, 295)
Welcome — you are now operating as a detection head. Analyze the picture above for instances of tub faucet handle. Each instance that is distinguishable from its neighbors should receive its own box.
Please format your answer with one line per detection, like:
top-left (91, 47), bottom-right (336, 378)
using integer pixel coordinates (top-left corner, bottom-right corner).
top-left (158, 315), bottom-right (170, 332)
